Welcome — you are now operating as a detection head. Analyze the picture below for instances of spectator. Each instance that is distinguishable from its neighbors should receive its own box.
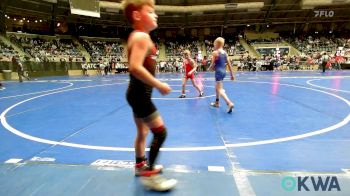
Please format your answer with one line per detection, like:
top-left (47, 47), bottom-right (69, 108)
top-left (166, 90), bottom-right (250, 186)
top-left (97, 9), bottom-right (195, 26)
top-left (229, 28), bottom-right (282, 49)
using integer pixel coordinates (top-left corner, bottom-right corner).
top-left (13, 56), bottom-right (30, 82)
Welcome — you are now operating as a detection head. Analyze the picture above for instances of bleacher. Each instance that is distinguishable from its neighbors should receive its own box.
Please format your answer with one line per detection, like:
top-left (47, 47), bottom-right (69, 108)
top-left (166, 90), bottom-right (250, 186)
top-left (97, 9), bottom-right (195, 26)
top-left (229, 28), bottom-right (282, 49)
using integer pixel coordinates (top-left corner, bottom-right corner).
top-left (8, 33), bottom-right (83, 62)
top-left (286, 36), bottom-right (338, 55)
top-left (80, 37), bottom-right (126, 62)
top-left (1, 31), bottom-right (350, 79)
top-left (256, 47), bottom-right (290, 56)
top-left (0, 40), bottom-right (18, 62)
top-left (164, 40), bottom-right (201, 59)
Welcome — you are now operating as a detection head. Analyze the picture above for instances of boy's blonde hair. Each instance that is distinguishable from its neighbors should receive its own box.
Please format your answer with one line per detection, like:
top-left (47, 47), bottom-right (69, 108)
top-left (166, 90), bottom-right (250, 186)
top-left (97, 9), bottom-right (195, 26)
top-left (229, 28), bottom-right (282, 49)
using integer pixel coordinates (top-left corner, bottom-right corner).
top-left (121, 0), bottom-right (155, 24)
top-left (183, 50), bottom-right (191, 55)
top-left (214, 37), bottom-right (225, 47)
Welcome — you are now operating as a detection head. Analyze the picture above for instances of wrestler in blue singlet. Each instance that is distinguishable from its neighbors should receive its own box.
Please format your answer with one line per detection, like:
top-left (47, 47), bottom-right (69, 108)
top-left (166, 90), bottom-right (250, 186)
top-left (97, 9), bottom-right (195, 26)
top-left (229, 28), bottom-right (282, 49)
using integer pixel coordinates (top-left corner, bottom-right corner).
top-left (214, 50), bottom-right (228, 82)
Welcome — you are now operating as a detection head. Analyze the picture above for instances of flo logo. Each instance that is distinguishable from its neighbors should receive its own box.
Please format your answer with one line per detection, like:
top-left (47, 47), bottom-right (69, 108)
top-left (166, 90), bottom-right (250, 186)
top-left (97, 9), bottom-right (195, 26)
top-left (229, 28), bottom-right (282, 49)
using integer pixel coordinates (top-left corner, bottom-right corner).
top-left (314, 10), bottom-right (334, 17)
top-left (281, 176), bottom-right (341, 192)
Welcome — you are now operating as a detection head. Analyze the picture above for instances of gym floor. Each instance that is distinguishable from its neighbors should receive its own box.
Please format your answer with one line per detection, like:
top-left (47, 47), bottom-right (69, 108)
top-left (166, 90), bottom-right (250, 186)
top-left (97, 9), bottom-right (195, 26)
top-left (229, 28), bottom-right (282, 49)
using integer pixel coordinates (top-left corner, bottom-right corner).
top-left (1, 71), bottom-right (350, 196)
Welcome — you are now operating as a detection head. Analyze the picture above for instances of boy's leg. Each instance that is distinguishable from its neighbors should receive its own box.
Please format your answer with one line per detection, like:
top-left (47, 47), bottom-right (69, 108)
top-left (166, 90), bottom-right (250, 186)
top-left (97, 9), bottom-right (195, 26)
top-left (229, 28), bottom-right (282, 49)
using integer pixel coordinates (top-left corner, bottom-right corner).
top-left (134, 117), bottom-right (149, 162)
top-left (179, 77), bottom-right (187, 98)
top-left (134, 117), bottom-right (154, 176)
top-left (144, 115), bottom-right (167, 172)
top-left (140, 115), bottom-right (177, 191)
top-left (135, 113), bottom-right (167, 177)
top-left (216, 82), bottom-right (234, 113)
top-left (210, 82), bottom-right (220, 107)
top-left (190, 78), bottom-right (203, 96)
top-left (134, 115), bottom-right (164, 176)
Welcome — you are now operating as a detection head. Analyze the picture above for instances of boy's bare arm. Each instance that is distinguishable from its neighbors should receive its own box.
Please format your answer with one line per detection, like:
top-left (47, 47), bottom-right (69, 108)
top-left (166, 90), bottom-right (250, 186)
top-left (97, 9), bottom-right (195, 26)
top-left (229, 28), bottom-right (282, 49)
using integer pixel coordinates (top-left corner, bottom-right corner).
top-left (188, 59), bottom-right (197, 74)
top-left (128, 34), bottom-right (162, 88)
top-left (227, 56), bottom-right (234, 80)
top-left (208, 51), bottom-right (218, 71)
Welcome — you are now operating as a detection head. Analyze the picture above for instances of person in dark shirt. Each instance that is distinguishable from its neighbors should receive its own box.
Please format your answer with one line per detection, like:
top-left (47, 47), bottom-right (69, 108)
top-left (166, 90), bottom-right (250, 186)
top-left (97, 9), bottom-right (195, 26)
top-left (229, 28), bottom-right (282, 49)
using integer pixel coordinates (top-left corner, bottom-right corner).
top-left (12, 56), bottom-right (30, 82)
top-left (123, 0), bottom-right (176, 191)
